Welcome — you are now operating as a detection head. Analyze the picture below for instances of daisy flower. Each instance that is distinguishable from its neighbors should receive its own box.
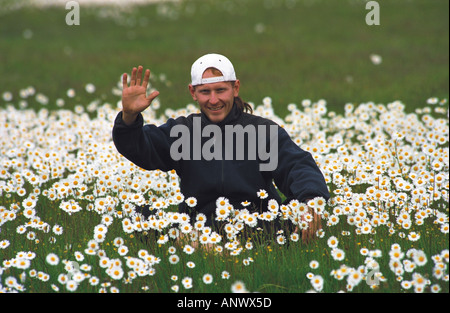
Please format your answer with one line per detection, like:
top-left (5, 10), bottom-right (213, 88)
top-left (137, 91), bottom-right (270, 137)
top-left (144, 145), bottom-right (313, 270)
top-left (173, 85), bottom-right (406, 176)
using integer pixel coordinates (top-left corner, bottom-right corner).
top-left (23, 208), bottom-right (36, 219)
top-left (430, 284), bottom-right (441, 293)
top-left (108, 266), bottom-right (124, 280)
top-left (22, 199), bottom-right (36, 211)
top-left (26, 231), bottom-right (36, 241)
top-left (199, 233), bottom-right (210, 245)
top-left (276, 234), bottom-right (286, 245)
top-left (215, 206), bottom-right (231, 220)
top-left (331, 248), bottom-right (345, 261)
top-left (157, 234), bottom-right (169, 245)
top-left (216, 197), bottom-right (229, 208)
top-left (185, 197), bottom-right (197, 207)
top-left (85, 83), bottom-right (96, 93)
top-left (167, 246), bottom-right (177, 254)
top-left (99, 257), bottom-right (110, 269)
top-left (327, 236), bottom-right (339, 248)
top-left (46, 253), bottom-right (59, 266)
top-left (202, 273), bottom-right (213, 284)
top-left (308, 197), bottom-right (326, 214)
top-left (194, 221), bottom-right (205, 231)
top-left (168, 254), bottom-right (180, 265)
top-left (400, 280), bottom-right (412, 290)
top-left (412, 250), bottom-right (427, 266)
top-left (407, 231), bottom-right (420, 242)
top-left (290, 233), bottom-right (299, 242)
top-left (412, 272), bottom-right (428, 287)
top-left (94, 224), bottom-right (108, 234)
top-left (57, 274), bottom-right (68, 285)
top-left (309, 260), bottom-right (319, 269)
top-left (66, 280), bottom-right (78, 292)
top-left (168, 227), bottom-right (180, 239)
top-left (117, 245), bottom-right (129, 256)
top-left (180, 223), bottom-right (193, 234)
top-left (89, 276), bottom-right (100, 286)
top-left (256, 189), bottom-right (268, 199)
top-left (221, 271), bottom-right (230, 279)
top-left (267, 199), bottom-right (279, 212)
top-left (195, 213), bottom-right (207, 223)
top-left (74, 251), bottom-right (84, 262)
top-left (52, 224), bottom-right (64, 235)
top-left (183, 245), bottom-right (195, 255)
top-left (310, 275), bottom-right (324, 292)
top-left (0, 240), bottom-right (10, 249)
top-left (360, 248), bottom-right (369, 256)
top-left (113, 237), bottom-right (124, 247)
top-left (306, 272), bottom-right (315, 280)
top-left (182, 278), bottom-right (193, 289)
top-left (231, 280), bottom-right (248, 293)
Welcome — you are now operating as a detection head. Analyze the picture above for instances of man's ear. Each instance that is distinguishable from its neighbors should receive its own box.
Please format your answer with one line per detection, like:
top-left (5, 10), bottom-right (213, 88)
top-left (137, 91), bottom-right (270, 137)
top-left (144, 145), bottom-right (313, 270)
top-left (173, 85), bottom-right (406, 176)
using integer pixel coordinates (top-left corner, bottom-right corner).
top-left (188, 84), bottom-right (197, 101)
top-left (233, 80), bottom-right (240, 97)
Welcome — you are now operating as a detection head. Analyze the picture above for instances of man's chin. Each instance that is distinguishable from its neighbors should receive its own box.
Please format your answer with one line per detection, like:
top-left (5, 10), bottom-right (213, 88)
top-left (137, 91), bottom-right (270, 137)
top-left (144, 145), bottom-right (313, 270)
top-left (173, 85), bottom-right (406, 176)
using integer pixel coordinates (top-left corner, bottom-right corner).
top-left (207, 114), bottom-right (225, 123)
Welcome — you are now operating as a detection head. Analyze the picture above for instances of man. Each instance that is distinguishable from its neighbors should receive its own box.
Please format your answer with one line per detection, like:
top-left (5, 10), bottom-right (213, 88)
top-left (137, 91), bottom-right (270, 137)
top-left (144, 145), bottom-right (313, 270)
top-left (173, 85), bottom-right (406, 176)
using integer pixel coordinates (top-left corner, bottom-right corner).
top-left (112, 53), bottom-right (329, 242)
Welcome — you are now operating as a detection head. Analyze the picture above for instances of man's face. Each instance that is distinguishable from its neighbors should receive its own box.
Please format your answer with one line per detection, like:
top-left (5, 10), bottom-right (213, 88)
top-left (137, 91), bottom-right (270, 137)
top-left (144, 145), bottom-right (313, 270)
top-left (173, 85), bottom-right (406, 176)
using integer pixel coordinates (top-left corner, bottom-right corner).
top-left (189, 69), bottom-right (240, 123)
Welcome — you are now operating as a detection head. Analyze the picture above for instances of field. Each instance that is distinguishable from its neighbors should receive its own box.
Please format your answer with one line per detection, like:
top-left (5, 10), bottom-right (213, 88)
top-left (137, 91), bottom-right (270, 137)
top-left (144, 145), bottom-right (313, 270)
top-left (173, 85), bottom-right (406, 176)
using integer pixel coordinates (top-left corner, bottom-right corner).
top-left (0, 0), bottom-right (449, 296)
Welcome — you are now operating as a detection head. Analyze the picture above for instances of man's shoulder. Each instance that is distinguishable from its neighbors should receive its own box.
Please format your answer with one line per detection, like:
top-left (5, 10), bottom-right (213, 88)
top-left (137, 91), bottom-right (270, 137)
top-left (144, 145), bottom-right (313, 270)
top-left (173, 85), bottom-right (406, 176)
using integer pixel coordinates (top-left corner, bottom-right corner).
top-left (240, 112), bottom-right (279, 127)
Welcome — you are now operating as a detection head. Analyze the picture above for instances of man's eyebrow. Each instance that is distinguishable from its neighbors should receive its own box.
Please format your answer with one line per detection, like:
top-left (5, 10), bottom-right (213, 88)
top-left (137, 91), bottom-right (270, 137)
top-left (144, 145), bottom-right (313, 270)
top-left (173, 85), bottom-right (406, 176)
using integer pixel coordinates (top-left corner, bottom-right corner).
top-left (198, 85), bottom-right (228, 92)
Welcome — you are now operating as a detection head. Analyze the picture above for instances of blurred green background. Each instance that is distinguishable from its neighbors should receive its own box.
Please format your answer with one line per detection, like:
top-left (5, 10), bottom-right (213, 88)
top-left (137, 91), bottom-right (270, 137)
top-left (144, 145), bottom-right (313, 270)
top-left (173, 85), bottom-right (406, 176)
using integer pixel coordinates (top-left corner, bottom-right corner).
top-left (0, 0), bottom-right (448, 118)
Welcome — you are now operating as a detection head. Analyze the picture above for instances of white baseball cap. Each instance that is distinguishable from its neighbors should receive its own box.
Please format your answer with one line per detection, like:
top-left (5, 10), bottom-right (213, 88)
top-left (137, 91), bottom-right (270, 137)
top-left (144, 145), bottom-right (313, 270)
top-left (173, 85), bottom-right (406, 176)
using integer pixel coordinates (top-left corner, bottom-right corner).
top-left (190, 53), bottom-right (237, 86)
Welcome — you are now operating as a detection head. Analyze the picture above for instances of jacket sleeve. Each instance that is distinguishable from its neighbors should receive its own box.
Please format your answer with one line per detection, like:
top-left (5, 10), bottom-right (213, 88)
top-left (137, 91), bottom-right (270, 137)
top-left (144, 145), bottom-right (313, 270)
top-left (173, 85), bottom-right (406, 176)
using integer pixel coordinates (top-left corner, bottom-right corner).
top-left (272, 127), bottom-right (330, 203)
top-left (112, 111), bottom-right (177, 172)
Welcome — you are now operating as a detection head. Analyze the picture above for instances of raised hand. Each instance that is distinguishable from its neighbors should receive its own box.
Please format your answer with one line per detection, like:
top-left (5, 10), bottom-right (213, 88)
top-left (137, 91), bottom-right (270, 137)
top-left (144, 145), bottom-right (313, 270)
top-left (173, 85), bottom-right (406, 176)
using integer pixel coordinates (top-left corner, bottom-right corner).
top-left (121, 65), bottom-right (159, 125)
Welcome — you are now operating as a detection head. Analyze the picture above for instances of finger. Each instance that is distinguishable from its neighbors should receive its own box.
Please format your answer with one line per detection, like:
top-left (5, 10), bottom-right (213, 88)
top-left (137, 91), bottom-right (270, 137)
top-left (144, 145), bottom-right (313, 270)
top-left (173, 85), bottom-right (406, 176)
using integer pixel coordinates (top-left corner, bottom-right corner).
top-left (142, 69), bottom-right (151, 90)
top-left (122, 73), bottom-right (128, 90)
top-left (302, 229), bottom-right (310, 244)
top-left (130, 67), bottom-right (137, 86)
top-left (317, 213), bottom-right (322, 230)
top-left (136, 66), bottom-right (143, 86)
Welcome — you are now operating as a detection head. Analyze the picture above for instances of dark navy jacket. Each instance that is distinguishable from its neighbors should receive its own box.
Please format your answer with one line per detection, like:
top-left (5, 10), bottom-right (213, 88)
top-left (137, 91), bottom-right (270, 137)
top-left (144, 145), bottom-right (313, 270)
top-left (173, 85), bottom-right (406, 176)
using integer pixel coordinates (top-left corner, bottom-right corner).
top-left (112, 102), bottom-right (329, 224)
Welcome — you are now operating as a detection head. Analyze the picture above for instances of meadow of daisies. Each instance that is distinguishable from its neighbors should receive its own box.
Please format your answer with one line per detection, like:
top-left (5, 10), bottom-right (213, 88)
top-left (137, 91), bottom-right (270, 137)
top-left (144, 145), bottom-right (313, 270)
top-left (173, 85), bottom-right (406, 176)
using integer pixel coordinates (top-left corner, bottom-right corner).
top-left (0, 80), bottom-right (448, 293)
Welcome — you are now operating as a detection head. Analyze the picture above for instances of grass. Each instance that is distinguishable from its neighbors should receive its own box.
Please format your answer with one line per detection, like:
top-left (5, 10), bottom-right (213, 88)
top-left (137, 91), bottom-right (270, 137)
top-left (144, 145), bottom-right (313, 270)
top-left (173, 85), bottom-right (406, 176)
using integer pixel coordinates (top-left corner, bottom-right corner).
top-left (0, 0), bottom-right (448, 118)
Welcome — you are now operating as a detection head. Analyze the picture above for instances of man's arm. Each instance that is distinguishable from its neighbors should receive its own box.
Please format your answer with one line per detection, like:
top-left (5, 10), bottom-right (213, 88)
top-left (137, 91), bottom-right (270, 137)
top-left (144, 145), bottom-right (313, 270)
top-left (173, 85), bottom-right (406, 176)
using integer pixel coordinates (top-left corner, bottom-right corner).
top-left (112, 66), bottom-right (177, 172)
top-left (273, 127), bottom-right (330, 203)
top-left (273, 127), bottom-right (330, 243)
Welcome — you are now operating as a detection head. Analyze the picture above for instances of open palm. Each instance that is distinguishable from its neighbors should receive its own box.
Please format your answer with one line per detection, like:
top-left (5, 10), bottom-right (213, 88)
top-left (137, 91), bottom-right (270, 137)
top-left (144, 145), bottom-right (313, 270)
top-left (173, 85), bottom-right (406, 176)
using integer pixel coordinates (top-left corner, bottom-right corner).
top-left (121, 66), bottom-right (159, 124)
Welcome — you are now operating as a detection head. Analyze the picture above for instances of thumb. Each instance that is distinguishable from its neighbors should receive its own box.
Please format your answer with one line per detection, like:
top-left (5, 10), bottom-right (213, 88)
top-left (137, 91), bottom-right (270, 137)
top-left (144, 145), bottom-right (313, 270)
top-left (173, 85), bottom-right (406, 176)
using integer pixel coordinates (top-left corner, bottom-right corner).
top-left (146, 90), bottom-right (160, 104)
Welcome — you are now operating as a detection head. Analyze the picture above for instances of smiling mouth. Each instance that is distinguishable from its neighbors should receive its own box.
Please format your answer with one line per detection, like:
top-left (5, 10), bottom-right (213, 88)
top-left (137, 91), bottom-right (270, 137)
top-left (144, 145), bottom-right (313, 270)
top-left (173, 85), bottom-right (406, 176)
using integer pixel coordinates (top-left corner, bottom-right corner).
top-left (207, 104), bottom-right (225, 112)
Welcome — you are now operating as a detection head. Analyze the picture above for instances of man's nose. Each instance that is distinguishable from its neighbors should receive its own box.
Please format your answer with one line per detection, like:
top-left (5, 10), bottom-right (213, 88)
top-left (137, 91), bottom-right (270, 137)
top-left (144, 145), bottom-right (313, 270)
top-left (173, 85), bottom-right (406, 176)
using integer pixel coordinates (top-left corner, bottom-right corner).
top-left (209, 92), bottom-right (219, 104)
